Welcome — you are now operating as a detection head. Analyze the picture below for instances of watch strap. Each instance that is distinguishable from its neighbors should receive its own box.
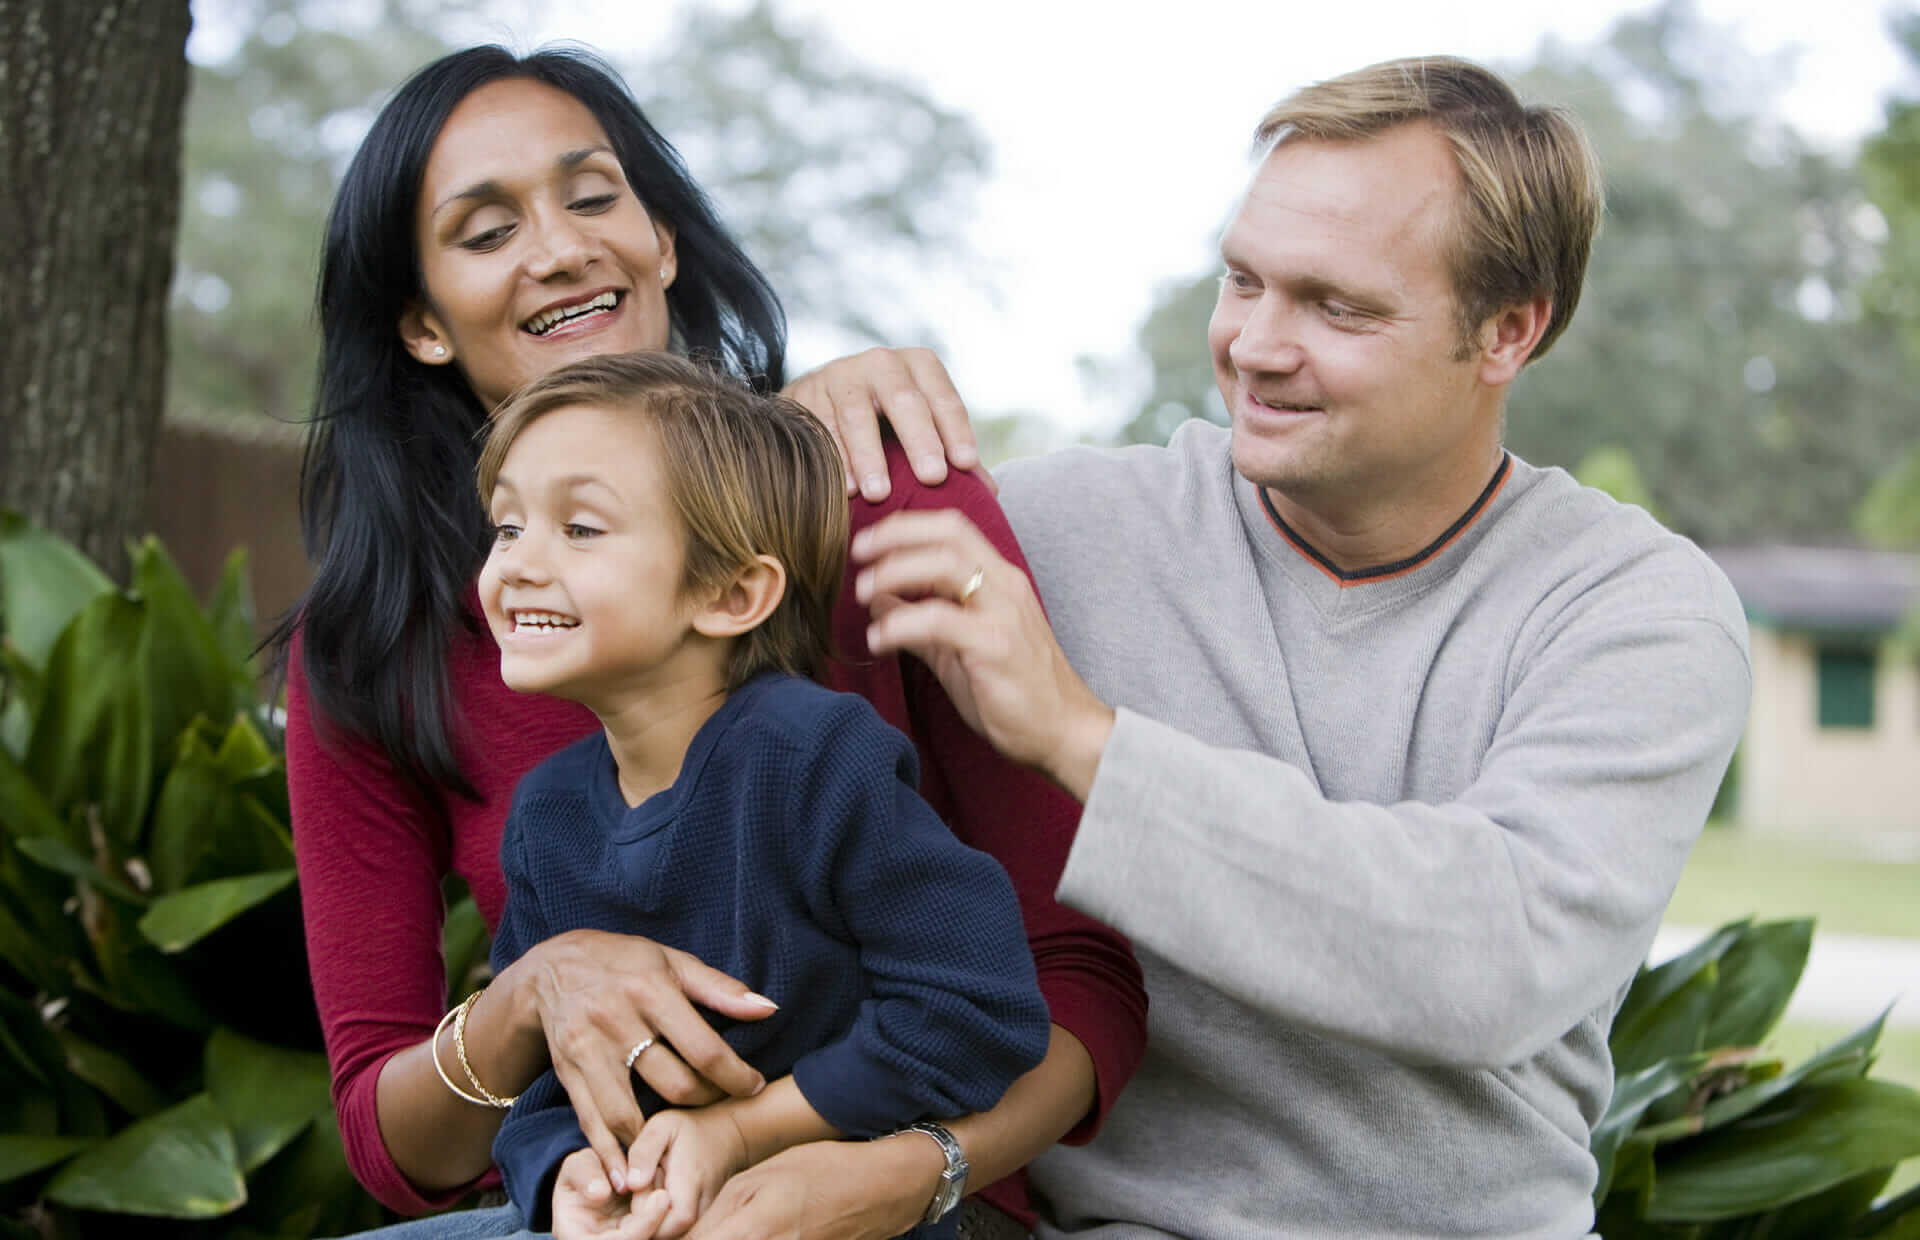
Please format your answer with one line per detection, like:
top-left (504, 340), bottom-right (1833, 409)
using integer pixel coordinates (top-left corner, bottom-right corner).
top-left (903, 1121), bottom-right (969, 1223)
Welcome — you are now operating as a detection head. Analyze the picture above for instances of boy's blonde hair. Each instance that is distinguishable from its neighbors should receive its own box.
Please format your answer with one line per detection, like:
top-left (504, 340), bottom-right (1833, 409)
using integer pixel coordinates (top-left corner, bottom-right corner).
top-left (1257, 55), bottom-right (1604, 362)
top-left (477, 352), bottom-right (848, 687)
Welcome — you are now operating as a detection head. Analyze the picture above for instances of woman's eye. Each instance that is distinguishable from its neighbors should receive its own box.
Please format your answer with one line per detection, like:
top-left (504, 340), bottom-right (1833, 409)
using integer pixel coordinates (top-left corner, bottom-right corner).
top-left (570, 193), bottom-right (618, 213)
top-left (461, 224), bottom-right (514, 252)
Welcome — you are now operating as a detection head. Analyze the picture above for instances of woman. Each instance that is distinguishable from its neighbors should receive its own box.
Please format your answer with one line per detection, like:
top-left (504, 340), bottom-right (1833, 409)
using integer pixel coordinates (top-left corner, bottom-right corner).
top-left (275, 44), bottom-right (1146, 1239)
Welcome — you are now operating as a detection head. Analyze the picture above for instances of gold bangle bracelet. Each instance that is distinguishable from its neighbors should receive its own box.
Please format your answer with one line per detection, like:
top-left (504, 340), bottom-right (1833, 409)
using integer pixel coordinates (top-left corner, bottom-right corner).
top-left (452, 988), bottom-right (518, 1109)
top-left (430, 1003), bottom-right (496, 1107)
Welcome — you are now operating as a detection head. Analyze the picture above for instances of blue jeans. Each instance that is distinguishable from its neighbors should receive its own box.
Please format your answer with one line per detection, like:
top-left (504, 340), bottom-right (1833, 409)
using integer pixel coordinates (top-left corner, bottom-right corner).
top-left (333, 1203), bottom-right (536, 1239)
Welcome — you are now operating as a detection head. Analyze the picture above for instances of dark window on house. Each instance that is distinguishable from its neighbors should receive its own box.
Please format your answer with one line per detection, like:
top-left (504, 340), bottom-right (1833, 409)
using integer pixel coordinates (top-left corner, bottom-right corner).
top-left (1815, 646), bottom-right (1877, 729)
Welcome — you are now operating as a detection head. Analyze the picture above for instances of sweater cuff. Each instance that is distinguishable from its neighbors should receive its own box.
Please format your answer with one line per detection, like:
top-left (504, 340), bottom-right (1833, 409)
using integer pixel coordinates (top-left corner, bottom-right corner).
top-left (339, 1048), bottom-right (495, 1216)
top-left (1058, 708), bottom-right (1175, 932)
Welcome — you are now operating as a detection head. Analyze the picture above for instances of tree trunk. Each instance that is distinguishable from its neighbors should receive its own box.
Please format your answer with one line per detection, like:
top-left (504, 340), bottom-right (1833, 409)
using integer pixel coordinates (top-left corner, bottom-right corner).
top-left (0, 0), bottom-right (192, 579)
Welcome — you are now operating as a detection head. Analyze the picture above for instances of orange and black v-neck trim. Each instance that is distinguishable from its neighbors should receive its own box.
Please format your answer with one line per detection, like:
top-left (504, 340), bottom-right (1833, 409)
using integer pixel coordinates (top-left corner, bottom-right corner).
top-left (1258, 453), bottom-right (1512, 587)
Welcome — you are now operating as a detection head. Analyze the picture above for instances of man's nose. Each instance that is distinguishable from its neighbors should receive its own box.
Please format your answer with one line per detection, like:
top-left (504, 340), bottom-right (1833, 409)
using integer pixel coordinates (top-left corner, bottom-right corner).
top-left (1229, 294), bottom-right (1305, 373)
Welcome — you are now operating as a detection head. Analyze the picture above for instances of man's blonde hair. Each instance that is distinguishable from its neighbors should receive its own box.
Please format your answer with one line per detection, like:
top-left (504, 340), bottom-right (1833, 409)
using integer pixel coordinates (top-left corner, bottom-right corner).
top-left (1257, 55), bottom-right (1603, 361)
top-left (477, 352), bottom-right (847, 688)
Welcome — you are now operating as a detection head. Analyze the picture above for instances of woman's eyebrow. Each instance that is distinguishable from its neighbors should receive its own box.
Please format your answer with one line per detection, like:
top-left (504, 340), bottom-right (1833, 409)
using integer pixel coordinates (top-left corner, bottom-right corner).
top-left (432, 146), bottom-right (618, 218)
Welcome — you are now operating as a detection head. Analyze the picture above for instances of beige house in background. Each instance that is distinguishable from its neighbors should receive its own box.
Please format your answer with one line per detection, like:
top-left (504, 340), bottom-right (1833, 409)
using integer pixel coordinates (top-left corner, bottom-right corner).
top-left (1709, 546), bottom-right (1920, 850)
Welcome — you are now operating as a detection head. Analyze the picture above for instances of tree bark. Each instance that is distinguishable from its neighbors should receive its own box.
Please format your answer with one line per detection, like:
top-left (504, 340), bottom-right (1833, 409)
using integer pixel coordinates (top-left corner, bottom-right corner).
top-left (0, 0), bottom-right (192, 578)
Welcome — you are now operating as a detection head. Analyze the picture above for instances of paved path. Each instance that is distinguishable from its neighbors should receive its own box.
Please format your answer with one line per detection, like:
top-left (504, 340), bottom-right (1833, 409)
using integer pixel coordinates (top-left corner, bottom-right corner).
top-left (1654, 925), bottom-right (1920, 1030)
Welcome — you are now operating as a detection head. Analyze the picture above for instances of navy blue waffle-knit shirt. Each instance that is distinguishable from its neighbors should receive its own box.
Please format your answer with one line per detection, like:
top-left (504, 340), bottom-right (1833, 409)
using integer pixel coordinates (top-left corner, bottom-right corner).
top-left (489, 672), bottom-right (1051, 1229)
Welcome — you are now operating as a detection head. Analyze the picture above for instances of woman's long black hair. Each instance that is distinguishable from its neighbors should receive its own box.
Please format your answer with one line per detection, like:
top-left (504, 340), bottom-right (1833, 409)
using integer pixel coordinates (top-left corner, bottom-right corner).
top-left (268, 45), bottom-right (786, 812)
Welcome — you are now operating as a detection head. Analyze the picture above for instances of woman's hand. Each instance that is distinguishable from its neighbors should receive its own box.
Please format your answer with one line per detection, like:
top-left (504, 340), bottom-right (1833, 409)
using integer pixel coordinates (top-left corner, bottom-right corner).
top-left (503, 929), bottom-right (778, 1191)
top-left (781, 347), bottom-right (987, 502)
top-left (683, 1135), bottom-right (943, 1240)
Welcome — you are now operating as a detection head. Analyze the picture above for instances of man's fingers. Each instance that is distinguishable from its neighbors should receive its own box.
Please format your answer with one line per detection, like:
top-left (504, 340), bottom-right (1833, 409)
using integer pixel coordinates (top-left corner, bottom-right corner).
top-left (904, 347), bottom-right (979, 471)
top-left (829, 370), bottom-right (896, 502)
top-left (854, 544), bottom-right (983, 607)
top-left (865, 595), bottom-right (976, 659)
top-left (849, 507), bottom-right (990, 566)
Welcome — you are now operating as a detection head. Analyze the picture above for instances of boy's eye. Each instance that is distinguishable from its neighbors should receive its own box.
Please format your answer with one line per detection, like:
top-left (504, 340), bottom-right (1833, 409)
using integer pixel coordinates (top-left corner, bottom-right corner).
top-left (491, 523), bottom-right (521, 543)
top-left (564, 523), bottom-right (602, 540)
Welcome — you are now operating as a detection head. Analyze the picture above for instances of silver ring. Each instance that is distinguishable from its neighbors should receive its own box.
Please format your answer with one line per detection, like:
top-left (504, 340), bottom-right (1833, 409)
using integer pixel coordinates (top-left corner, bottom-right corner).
top-left (959, 566), bottom-right (985, 605)
top-left (624, 1037), bottom-right (656, 1071)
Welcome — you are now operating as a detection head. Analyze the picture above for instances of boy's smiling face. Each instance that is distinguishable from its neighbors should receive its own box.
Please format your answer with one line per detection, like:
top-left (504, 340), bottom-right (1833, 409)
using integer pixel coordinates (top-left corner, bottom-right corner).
top-left (479, 402), bottom-right (707, 710)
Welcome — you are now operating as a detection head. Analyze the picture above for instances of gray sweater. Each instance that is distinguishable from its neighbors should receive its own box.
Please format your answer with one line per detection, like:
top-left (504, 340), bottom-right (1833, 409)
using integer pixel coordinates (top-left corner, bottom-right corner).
top-left (999, 422), bottom-right (1750, 1240)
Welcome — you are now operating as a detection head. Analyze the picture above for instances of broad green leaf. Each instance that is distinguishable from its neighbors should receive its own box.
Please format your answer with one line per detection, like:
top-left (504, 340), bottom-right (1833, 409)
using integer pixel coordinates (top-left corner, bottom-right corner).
top-left (55, 1029), bottom-right (168, 1118)
top-left (1683, 1010), bottom-right (1890, 1136)
top-left (1716, 1167), bottom-right (1893, 1240)
top-left (1701, 919), bottom-right (1812, 1049)
top-left (82, 899), bottom-right (215, 1029)
top-left (45, 1092), bottom-right (246, 1218)
top-left (1615, 958), bottom-right (1720, 1076)
top-left (0, 1134), bottom-right (93, 1184)
top-left (205, 1028), bottom-right (329, 1172)
top-left (12, 836), bottom-right (147, 906)
top-left (1650, 1080), bottom-right (1920, 1222)
top-left (0, 643), bottom-right (35, 757)
top-left (0, 512), bottom-right (114, 674)
top-left (0, 743), bottom-right (65, 841)
top-left (130, 537), bottom-right (244, 772)
top-left (1614, 921), bottom-right (1746, 1058)
top-left (1857, 1181), bottom-right (1920, 1237)
top-left (205, 548), bottom-right (259, 683)
top-left (148, 718), bottom-right (291, 893)
top-left (25, 591), bottom-right (155, 845)
top-left (237, 1108), bottom-right (388, 1239)
top-left (443, 891), bottom-right (489, 1006)
top-left (1594, 1051), bottom-right (1715, 1202)
top-left (138, 869), bottom-right (297, 953)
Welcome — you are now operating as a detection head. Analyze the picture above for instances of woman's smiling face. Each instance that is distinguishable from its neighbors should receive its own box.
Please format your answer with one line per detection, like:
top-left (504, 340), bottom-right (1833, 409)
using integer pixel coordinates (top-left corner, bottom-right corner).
top-left (402, 76), bottom-right (678, 411)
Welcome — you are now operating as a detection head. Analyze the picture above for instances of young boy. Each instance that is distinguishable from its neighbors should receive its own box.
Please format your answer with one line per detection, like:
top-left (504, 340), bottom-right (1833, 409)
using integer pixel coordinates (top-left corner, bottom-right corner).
top-left (470, 352), bottom-right (1049, 1237)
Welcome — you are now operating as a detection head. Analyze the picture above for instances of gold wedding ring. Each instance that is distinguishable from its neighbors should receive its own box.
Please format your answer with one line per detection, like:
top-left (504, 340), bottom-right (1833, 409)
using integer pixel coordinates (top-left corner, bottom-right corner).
top-left (959, 566), bottom-right (985, 605)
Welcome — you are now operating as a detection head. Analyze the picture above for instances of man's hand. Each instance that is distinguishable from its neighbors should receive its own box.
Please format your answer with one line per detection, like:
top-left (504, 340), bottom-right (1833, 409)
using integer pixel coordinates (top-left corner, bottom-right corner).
top-left (852, 509), bottom-right (1115, 800)
top-left (622, 1107), bottom-right (752, 1240)
top-left (552, 1146), bottom-right (673, 1240)
top-left (781, 347), bottom-right (987, 501)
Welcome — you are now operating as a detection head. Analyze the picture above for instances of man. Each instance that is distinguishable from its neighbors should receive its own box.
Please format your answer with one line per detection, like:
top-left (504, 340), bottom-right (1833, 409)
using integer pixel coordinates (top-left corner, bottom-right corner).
top-left (852, 56), bottom-right (1750, 1238)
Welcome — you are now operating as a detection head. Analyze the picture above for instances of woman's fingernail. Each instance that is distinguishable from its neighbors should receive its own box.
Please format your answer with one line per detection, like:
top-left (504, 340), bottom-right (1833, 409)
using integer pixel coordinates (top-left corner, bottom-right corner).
top-left (609, 1170), bottom-right (624, 1193)
top-left (863, 472), bottom-right (887, 497)
top-left (746, 991), bottom-right (779, 1009)
top-left (916, 454), bottom-right (946, 478)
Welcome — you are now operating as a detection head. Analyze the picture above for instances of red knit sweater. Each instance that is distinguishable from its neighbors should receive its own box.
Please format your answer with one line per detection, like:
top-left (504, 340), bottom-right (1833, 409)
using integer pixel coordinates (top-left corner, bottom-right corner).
top-left (287, 442), bottom-right (1147, 1221)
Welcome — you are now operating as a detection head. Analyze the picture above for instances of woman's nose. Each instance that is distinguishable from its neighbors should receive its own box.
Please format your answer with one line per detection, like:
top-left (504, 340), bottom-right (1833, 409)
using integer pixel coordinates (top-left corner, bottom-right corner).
top-left (525, 210), bottom-right (593, 281)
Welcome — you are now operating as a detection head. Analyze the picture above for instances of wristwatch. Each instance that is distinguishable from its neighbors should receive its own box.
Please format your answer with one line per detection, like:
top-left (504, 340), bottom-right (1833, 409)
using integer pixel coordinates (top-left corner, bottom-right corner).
top-left (903, 1121), bottom-right (970, 1223)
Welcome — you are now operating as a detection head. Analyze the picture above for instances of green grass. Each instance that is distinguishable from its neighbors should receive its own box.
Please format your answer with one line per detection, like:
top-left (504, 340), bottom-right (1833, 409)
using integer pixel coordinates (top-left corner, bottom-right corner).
top-left (1664, 828), bottom-right (1920, 940)
top-left (1769, 1020), bottom-right (1920, 1199)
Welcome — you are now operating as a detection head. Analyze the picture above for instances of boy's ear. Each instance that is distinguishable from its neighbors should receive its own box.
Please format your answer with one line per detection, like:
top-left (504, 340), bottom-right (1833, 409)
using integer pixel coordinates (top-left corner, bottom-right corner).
top-left (691, 555), bottom-right (787, 639)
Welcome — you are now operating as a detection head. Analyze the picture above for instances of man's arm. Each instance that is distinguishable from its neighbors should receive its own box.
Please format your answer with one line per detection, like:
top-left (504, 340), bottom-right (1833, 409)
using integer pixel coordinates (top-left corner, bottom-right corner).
top-left (855, 510), bottom-right (1750, 1067)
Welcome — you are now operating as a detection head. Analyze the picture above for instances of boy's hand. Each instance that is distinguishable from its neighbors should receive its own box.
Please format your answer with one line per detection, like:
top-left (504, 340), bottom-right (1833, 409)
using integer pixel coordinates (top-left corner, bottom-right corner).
top-left (623, 1107), bottom-right (752, 1239)
top-left (552, 1145), bottom-right (672, 1240)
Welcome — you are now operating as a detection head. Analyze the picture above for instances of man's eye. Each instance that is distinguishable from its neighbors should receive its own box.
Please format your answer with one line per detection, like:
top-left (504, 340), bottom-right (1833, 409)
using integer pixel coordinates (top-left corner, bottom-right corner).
top-left (1220, 271), bottom-right (1258, 293)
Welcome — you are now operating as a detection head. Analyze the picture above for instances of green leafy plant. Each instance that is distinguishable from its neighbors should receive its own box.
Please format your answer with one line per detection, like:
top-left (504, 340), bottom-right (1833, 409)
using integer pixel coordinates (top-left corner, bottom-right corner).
top-left (1596, 917), bottom-right (1920, 1237)
top-left (0, 511), bottom-right (389, 1237)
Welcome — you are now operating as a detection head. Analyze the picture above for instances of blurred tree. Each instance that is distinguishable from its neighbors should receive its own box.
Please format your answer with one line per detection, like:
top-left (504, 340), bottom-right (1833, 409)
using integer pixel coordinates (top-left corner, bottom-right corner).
top-left (168, 0), bottom-right (990, 423)
top-left (1099, 1), bottom-right (1917, 545)
top-left (1574, 445), bottom-right (1664, 521)
top-left (0, 0), bottom-right (192, 577)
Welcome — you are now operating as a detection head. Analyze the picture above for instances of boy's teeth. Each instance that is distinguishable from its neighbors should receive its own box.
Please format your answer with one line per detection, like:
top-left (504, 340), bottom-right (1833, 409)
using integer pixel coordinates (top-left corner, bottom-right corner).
top-left (526, 291), bottom-right (617, 336)
top-left (514, 611), bottom-right (578, 630)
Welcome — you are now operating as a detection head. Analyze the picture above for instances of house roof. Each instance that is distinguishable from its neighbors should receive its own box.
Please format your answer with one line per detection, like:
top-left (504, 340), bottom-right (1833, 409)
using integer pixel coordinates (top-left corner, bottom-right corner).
top-left (1707, 545), bottom-right (1918, 633)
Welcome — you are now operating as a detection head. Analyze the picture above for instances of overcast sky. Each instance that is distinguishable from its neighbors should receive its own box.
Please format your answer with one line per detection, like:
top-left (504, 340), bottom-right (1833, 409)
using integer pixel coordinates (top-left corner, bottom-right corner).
top-left (419, 1), bottom-right (1917, 438)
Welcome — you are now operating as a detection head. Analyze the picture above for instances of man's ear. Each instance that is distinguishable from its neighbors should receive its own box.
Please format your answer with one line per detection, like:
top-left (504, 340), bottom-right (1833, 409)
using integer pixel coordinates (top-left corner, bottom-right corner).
top-left (1476, 295), bottom-right (1552, 386)
top-left (399, 301), bottom-right (456, 366)
top-left (691, 555), bottom-right (786, 639)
